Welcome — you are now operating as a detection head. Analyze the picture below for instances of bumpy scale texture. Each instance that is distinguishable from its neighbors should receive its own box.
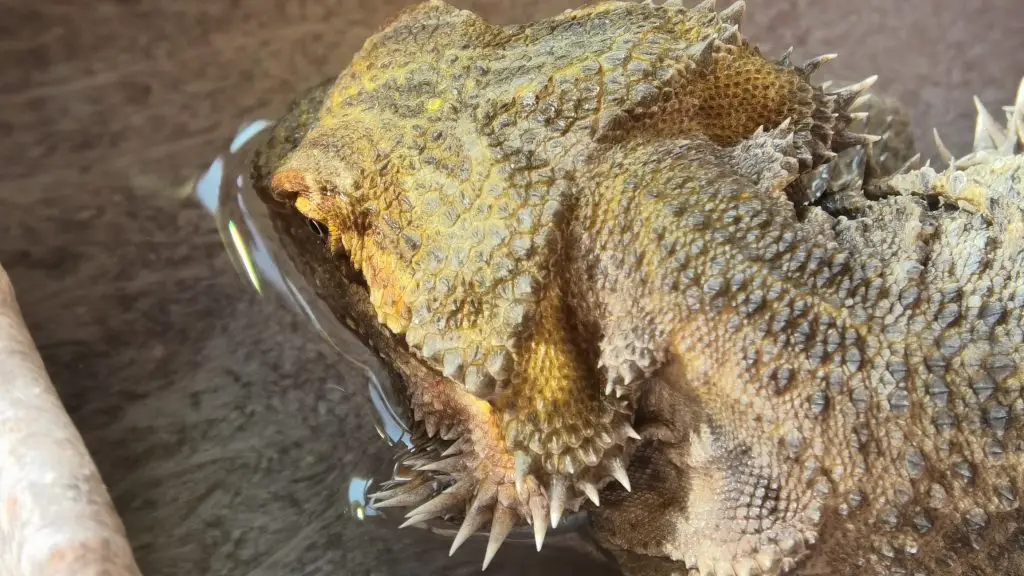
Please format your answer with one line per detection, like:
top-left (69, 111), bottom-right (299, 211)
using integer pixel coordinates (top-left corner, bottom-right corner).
top-left (254, 1), bottom-right (1024, 574)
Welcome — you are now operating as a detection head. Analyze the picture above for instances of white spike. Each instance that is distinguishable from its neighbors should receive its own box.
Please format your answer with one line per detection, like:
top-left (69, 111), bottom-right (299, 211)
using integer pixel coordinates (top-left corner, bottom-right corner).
top-left (549, 475), bottom-right (568, 528)
top-left (718, 1), bottom-right (745, 25)
top-left (894, 153), bottom-right (923, 175)
top-left (851, 93), bottom-right (873, 110)
top-left (580, 481), bottom-right (601, 506)
top-left (405, 482), bottom-right (468, 519)
top-left (417, 456), bottom-right (462, 474)
top-left (933, 128), bottom-right (955, 164)
top-left (1001, 76), bottom-right (1024, 154)
top-left (779, 46), bottom-right (794, 67)
top-left (450, 507), bottom-right (490, 556)
top-left (399, 514), bottom-right (432, 528)
top-left (610, 458), bottom-right (633, 492)
top-left (973, 95), bottom-right (1006, 152)
top-left (530, 498), bottom-right (548, 551)
top-left (833, 76), bottom-right (878, 108)
top-left (623, 422), bottom-right (642, 440)
top-left (801, 53), bottom-right (837, 77)
top-left (482, 505), bottom-right (516, 570)
top-left (371, 482), bottom-right (435, 509)
top-left (854, 75), bottom-right (879, 92)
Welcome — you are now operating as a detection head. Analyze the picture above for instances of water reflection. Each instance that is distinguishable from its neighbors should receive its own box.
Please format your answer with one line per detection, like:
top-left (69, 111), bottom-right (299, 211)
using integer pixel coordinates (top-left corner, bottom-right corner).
top-left (348, 476), bottom-right (379, 520)
top-left (193, 119), bottom-right (412, 453)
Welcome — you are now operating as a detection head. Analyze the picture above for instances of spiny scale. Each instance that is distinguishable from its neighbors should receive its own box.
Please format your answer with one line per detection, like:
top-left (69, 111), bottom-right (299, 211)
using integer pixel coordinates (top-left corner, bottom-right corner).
top-left (370, 479), bottom-right (438, 509)
top-left (483, 506), bottom-right (517, 570)
top-left (832, 75), bottom-right (879, 110)
top-left (529, 497), bottom-right (548, 551)
top-left (799, 53), bottom-right (837, 77)
top-left (449, 506), bottom-right (489, 556)
top-left (369, 433), bottom-right (596, 569)
top-left (932, 76), bottom-right (1024, 166)
top-left (368, 2), bottom-right (889, 571)
top-left (549, 474), bottom-right (568, 528)
top-left (718, 1), bottom-right (745, 26)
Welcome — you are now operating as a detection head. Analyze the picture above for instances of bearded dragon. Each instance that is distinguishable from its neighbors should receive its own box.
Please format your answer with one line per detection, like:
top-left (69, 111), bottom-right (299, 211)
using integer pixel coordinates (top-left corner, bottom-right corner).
top-left (248, 1), bottom-right (1024, 574)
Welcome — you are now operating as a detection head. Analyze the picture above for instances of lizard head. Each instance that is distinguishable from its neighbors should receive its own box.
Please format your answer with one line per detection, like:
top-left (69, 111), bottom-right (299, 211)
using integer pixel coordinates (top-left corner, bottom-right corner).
top-left (258, 0), bottom-right (888, 571)
top-left (266, 0), bottom-right (840, 397)
top-left (260, 1), bottom-right (662, 565)
top-left (267, 0), bottom-right (599, 400)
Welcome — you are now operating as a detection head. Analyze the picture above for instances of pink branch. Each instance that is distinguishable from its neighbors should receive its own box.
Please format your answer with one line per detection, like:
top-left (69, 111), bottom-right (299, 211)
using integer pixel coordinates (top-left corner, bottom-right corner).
top-left (0, 264), bottom-right (141, 576)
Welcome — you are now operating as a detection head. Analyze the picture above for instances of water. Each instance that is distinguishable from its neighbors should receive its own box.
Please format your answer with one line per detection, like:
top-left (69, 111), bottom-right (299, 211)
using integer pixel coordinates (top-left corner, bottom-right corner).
top-left (191, 119), bottom-right (619, 574)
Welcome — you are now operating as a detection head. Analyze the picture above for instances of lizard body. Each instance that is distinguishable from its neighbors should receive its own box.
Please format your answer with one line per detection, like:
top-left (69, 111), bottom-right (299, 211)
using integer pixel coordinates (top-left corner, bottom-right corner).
top-left (250, 1), bottom-right (1024, 573)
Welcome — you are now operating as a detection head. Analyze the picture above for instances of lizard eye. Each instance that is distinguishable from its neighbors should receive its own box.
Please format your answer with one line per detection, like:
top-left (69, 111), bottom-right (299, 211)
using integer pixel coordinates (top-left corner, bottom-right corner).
top-left (306, 217), bottom-right (329, 239)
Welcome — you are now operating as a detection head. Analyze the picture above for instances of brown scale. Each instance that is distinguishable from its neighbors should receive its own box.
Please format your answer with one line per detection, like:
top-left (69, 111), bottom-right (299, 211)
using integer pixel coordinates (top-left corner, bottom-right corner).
top-left (686, 46), bottom-right (812, 146)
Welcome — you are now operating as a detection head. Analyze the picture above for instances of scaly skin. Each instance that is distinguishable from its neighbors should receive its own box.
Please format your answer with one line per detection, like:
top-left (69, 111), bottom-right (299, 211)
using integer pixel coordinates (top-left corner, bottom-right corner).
top-left (250, 1), bottom-right (1024, 574)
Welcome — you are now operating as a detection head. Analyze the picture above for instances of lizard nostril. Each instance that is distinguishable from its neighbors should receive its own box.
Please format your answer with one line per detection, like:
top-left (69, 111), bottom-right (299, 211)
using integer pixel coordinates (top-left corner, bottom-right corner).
top-left (269, 169), bottom-right (312, 202)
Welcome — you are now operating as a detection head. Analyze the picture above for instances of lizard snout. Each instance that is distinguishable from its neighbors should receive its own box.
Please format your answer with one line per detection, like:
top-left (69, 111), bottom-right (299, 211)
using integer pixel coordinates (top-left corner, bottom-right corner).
top-left (269, 169), bottom-right (314, 203)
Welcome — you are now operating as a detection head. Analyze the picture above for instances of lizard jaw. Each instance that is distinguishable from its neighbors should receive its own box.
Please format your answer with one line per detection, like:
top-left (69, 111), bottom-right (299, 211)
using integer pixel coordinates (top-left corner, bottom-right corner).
top-left (368, 366), bottom-right (641, 570)
top-left (364, 246), bottom-right (643, 569)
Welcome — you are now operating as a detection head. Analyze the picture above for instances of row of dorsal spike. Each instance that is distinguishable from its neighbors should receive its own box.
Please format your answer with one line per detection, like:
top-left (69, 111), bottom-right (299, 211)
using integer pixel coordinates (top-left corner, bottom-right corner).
top-left (778, 47), bottom-right (841, 81)
top-left (777, 44), bottom-right (884, 169)
top-left (689, 0), bottom-right (743, 20)
top-left (933, 76), bottom-right (1024, 167)
top-left (640, 0), bottom-right (747, 30)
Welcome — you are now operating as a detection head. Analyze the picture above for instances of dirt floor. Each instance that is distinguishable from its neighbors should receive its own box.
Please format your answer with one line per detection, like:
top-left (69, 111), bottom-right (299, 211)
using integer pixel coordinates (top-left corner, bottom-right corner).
top-left (1, 1), bottom-right (1023, 574)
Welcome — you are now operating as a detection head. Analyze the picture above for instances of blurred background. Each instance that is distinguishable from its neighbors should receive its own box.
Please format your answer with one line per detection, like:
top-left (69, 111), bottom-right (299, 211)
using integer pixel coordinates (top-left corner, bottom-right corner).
top-left (1, 0), bottom-right (1023, 575)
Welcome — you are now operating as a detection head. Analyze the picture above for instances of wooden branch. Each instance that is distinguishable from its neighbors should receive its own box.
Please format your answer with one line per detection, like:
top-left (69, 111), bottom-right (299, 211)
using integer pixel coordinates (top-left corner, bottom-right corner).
top-left (0, 263), bottom-right (141, 576)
